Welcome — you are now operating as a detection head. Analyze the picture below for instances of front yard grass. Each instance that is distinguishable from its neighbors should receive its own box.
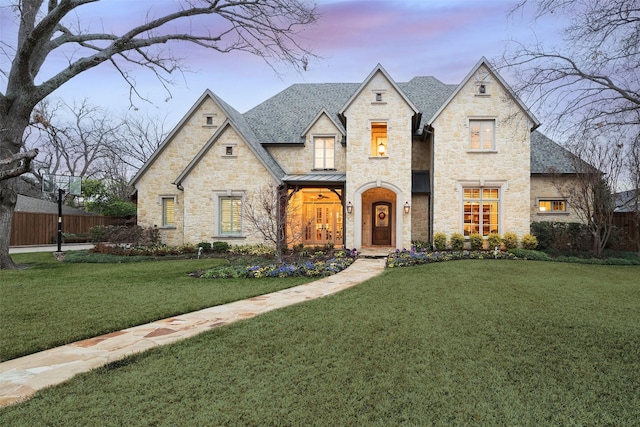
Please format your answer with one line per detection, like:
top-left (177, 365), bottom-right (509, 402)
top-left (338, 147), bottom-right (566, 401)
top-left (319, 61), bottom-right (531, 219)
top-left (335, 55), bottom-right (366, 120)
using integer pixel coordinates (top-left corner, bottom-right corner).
top-left (0, 252), bottom-right (317, 361)
top-left (1, 261), bottom-right (639, 425)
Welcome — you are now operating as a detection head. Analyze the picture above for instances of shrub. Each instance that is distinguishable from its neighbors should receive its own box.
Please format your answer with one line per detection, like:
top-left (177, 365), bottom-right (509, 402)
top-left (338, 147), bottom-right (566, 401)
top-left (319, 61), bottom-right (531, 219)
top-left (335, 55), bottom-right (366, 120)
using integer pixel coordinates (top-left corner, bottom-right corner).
top-left (469, 233), bottom-right (484, 250)
top-left (522, 234), bottom-right (539, 250)
top-left (433, 233), bottom-right (447, 251)
top-left (230, 244), bottom-right (276, 257)
top-left (89, 225), bottom-right (159, 246)
top-left (450, 233), bottom-right (465, 251)
top-left (412, 240), bottom-right (430, 251)
top-left (486, 233), bottom-right (501, 249)
top-left (197, 241), bottom-right (212, 251)
top-left (212, 241), bottom-right (230, 253)
top-left (502, 232), bottom-right (519, 250)
top-left (508, 248), bottom-right (550, 261)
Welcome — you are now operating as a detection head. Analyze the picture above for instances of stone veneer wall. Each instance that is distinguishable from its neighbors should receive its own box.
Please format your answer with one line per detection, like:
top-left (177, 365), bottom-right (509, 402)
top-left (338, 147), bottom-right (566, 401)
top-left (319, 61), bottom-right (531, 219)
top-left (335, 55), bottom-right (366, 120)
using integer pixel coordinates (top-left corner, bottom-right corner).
top-left (268, 114), bottom-right (346, 174)
top-left (181, 126), bottom-right (278, 246)
top-left (343, 71), bottom-right (415, 249)
top-left (432, 64), bottom-right (532, 239)
top-left (135, 97), bottom-right (224, 246)
top-left (411, 194), bottom-right (430, 242)
top-left (530, 175), bottom-right (583, 224)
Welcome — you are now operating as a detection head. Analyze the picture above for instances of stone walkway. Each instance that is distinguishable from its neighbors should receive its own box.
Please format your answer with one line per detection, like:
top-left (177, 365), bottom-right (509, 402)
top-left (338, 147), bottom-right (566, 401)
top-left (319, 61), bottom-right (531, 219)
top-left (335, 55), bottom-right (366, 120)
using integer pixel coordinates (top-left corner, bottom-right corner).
top-left (0, 257), bottom-right (387, 407)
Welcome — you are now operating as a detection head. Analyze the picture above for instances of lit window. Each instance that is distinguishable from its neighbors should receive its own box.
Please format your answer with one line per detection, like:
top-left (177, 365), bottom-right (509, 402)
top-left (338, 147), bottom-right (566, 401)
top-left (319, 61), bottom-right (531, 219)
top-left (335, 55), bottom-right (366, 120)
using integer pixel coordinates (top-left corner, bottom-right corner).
top-left (161, 197), bottom-right (175, 227)
top-left (463, 188), bottom-right (499, 236)
top-left (469, 120), bottom-right (495, 150)
top-left (313, 137), bottom-right (335, 169)
top-left (371, 122), bottom-right (387, 156)
top-left (539, 200), bottom-right (566, 213)
top-left (219, 197), bottom-right (242, 235)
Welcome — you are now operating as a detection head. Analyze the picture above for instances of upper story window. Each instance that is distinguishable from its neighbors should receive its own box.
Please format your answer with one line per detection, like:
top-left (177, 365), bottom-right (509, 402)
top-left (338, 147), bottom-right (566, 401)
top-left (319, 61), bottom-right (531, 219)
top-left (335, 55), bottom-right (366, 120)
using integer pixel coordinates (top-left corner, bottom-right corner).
top-left (469, 120), bottom-right (495, 151)
top-left (313, 137), bottom-right (335, 169)
top-left (161, 196), bottom-right (176, 228)
top-left (371, 122), bottom-right (388, 157)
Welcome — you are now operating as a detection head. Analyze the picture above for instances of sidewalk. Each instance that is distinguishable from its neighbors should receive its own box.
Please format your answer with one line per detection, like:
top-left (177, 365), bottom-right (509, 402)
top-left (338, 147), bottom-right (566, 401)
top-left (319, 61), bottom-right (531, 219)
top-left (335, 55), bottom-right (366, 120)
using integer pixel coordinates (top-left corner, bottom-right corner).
top-left (9, 244), bottom-right (94, 254)
top-left (0, 257), bottom-right (387, 407)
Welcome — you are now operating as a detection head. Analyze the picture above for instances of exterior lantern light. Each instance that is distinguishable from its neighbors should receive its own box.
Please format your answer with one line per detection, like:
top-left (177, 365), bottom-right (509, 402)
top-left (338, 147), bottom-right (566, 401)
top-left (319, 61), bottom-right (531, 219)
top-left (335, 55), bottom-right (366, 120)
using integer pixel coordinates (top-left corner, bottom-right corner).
top-left (347, 201), bottom-right (353, 214)
top-left (404, 201), bottom-right (410, 214)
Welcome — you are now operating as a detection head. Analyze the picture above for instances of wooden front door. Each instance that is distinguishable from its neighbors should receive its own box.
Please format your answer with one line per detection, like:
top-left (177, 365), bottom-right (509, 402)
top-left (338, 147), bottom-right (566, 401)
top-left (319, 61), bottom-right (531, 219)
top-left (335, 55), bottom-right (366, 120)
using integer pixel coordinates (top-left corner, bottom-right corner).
top-left (372, 202), bottom-right (391, 246)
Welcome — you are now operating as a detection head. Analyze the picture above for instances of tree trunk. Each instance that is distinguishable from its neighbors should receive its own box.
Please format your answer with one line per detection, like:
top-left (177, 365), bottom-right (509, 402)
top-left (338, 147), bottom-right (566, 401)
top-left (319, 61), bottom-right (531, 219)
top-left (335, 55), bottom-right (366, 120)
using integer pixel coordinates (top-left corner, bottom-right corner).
top-left (0, 179), bottom-right (19, 269)
top-left (1, 100), bottom-right (35, 270)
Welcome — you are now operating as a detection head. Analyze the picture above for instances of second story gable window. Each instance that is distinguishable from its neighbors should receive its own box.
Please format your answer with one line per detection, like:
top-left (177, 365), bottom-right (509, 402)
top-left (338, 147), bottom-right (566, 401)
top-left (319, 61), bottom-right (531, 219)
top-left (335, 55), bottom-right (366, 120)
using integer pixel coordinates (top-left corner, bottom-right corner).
top-left (313, 136), bottom-right (335, 169)
top-left (371, 122), bottom-right (388, 157)
top-left (469, 119), bottom-right (495, 151)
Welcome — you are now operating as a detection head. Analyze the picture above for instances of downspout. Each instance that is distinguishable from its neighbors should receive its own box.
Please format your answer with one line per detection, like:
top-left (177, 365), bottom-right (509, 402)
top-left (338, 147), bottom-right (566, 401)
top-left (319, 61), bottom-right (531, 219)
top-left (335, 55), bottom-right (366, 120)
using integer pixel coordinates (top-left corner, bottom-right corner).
top-left (427, 127), bottom-right (435, 248)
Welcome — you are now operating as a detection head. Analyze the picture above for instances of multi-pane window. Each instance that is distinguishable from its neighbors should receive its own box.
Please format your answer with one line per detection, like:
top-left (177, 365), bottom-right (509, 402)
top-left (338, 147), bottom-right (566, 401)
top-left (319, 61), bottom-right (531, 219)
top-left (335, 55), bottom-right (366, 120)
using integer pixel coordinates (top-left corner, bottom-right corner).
top-left (469, 120), bottom-right (495, 150)
top-left (371, 122), bottom-right (387, 156)
top-left (314, 137), bottom-right (335, 169)
top-left (463, 188), bottom-right (499, 236)
top-left (162, 197), bottom-right (175, 227)
top-left (539, 200), bottom-right (566, 213)
top-left (219, 197), bottom-right (242, 235)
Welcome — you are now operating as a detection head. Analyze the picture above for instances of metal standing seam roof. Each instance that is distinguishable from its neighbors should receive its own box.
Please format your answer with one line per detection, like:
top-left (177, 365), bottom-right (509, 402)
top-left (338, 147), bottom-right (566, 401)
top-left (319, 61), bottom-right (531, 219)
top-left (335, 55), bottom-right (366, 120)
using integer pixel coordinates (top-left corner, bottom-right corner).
top-left (282, 172), bottom-right (346, 185)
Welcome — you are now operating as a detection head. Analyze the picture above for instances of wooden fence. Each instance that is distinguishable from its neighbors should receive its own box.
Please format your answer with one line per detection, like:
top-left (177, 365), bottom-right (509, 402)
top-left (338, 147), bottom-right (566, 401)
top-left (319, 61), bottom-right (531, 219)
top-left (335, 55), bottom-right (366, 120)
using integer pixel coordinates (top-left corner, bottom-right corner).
top-left (10, 212), bottom-right (123, 246)
top-left (612, 212), bottom-right (639, 251)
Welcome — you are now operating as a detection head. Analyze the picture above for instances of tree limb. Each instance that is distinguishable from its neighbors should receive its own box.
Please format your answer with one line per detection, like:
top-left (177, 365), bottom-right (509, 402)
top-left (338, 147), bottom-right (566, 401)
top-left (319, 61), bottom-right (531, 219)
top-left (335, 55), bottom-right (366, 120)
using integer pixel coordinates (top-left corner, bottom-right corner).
top-left (0, 149), bottom-right (39, 180)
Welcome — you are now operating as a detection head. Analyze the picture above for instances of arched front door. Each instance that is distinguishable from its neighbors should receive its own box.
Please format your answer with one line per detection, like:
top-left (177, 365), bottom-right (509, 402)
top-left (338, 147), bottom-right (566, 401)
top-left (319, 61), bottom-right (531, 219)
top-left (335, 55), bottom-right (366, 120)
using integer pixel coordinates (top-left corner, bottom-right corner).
top-left (372, 202), bottom-right (392, 246)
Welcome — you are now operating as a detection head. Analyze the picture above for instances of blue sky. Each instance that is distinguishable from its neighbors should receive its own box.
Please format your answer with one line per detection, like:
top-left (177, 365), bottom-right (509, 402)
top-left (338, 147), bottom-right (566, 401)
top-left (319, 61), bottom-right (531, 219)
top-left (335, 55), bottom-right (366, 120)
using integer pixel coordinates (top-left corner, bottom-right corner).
top-left (1, 0), bottom-right (561, 123)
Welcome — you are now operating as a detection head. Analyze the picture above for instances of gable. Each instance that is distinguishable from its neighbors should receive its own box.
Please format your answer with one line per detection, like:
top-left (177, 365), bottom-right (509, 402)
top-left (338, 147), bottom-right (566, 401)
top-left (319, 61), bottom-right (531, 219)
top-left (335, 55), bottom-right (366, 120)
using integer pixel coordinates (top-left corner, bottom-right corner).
top-left (427, 57), bottom-right (539, 131)
top-left (130, 91), bottom-right (228, 188)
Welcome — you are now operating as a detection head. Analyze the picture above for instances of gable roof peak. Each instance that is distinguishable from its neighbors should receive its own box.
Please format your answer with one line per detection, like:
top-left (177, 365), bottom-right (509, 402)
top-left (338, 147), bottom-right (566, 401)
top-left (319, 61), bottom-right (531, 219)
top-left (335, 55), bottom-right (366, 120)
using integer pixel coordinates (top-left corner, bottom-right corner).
top-left (339, 63), bottom-right (419, 115)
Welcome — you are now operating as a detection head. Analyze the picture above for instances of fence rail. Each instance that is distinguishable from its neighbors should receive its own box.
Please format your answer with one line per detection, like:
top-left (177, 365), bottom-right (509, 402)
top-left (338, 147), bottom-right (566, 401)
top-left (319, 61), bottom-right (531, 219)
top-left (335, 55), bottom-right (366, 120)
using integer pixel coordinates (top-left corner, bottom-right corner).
top-left (10, 212), bottom-right (123, 246)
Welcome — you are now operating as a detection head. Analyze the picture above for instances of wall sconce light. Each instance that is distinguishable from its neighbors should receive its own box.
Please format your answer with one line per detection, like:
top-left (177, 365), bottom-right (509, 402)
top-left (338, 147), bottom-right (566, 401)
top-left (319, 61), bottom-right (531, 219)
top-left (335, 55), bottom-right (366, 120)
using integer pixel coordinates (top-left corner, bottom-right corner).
top-left (404, 201), bottom-right (410, 214)
top-left (377, 141), bottom-right (386, 156)
top-left (347, 201), bottom-right (353, 214)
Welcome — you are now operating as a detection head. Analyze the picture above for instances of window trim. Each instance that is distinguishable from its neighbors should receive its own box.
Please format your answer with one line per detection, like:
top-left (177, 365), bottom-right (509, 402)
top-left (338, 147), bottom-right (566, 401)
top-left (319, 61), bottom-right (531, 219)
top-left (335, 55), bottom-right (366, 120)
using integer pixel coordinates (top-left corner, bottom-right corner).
top-left (458, 180), bottom-right (505, 237)
top-left (312, 135), bottom-right (336, 170)
top-left (159, 195), bottom-right (177, 228)
top-left (536, 198), bottom-right (569, 215)
top-left (212, 191), bottom-right (245, 238)
top-left (369, 120), bottom-right (388, 158)
top-left (467, 118), bottom-right (497, 152)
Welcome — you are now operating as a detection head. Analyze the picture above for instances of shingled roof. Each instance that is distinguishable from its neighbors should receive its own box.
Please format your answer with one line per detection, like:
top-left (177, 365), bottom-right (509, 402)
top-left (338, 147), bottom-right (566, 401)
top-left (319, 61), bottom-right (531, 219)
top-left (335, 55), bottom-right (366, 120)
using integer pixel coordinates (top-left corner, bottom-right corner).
top-left (530, 131), bottom-right (591, 174)
top-left (16, 194), bottom-right (95, 216)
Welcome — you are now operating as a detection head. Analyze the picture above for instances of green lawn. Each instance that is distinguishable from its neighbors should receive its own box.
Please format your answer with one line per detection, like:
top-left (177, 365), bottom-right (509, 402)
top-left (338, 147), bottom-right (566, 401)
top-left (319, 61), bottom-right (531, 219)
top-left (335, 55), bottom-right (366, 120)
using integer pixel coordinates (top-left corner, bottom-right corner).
top-left (1, 260), bottom-right (639, 425)
top-left (0, 252), bottom-right (316, 361)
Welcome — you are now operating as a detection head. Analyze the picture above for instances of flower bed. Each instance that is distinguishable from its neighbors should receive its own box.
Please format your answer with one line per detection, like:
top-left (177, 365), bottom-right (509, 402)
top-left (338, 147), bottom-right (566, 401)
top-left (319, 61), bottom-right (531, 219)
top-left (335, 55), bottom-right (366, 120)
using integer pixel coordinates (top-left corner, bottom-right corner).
top-left (386, 247), bottom-right (517, 268)
top-left (193, 249), bottom-right (358, 279)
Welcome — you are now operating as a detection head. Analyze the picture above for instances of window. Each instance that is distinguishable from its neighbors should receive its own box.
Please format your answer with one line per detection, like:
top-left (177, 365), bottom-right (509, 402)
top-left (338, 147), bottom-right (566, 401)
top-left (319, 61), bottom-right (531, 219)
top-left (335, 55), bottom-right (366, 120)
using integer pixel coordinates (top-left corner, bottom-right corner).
top-left (161, 197), bottom-right (175, 227)
top-left (225, 146), bottom-right (234, 156)
top-left (469, 120), bottom-right (495, 150)
top-left (313, 137), bottom-right (335, 169)
top-left (538, 199), bottom-right (566, 213)
top-left (219, 197), bottom-right (242, 235)
top-left (371, 122), bottom-right (387, 156)
top-left (463, 188), bottom-right (499, 236)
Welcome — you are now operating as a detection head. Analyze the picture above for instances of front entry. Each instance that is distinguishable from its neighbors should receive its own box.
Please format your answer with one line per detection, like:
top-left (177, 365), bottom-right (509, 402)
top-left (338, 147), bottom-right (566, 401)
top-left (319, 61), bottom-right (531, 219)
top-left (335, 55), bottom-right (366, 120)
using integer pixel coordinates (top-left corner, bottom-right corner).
top-left (372, 202), bottom-right (392, 245)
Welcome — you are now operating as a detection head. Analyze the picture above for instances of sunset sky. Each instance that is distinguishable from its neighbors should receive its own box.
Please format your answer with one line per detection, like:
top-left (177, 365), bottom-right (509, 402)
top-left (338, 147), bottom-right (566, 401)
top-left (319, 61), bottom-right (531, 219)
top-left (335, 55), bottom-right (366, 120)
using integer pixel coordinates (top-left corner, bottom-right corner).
top-left (1, 0), bottom-right (563, 124)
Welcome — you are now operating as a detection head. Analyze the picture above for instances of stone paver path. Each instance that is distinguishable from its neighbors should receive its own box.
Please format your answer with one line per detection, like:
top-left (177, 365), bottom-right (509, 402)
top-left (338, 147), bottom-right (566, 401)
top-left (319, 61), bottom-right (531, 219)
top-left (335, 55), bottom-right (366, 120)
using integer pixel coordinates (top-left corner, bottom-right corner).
top-left (0, 257), bottom-right (386, 407)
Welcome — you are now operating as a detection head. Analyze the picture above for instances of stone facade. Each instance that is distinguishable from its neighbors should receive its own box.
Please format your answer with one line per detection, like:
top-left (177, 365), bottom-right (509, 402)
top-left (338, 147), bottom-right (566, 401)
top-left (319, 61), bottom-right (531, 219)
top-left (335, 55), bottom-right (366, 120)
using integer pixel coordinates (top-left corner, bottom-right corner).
top-left (432, 64), bottom-right (531, 239)
top-left (132, 59), bottom-right (584, 251)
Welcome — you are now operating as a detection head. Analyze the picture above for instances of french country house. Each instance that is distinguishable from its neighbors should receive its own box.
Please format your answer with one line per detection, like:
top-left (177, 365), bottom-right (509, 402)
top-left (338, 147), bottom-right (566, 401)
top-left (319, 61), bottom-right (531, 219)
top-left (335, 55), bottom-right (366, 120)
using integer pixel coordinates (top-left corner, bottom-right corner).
top-left (131, 57), bottom-right (582, 250)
